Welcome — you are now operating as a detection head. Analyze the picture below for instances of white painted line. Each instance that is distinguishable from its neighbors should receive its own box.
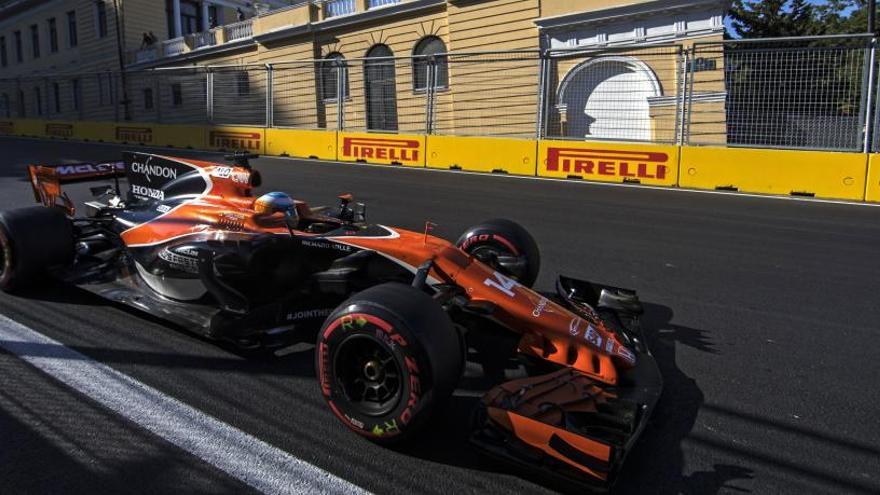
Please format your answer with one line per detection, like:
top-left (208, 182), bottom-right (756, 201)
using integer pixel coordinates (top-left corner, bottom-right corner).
top-left (4, 135), bottom-right (878, 208)
top-left (0, 313), bottom-right (371, 495)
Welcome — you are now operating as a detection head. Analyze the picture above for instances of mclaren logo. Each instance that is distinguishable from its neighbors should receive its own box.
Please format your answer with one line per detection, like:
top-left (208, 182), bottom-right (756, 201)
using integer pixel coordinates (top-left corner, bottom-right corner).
top-left (341, 137), bottom-right (420, 163)
top-left (0, 121), bottom-right (13, 135)
top-left (116, 126), bottom-right (153, 143)
top-left (546, 148), bottom-right (669, 180)
top-left (210, 131), bottom-right (261, 150)
top-left (56, 162), bottom-right (124, 176)
top-left (45, 123), bottom-right (73, 138)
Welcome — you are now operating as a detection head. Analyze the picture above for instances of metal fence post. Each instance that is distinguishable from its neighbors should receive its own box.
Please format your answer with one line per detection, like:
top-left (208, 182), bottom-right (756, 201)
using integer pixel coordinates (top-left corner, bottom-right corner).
top-left (862, 38), bottom-right (876, 153)
top-left (206, 69), bottom-right (214, 124)
top-left (266, 64), bottom-right (273, 128)
top-left (16, 77), bottom-right (22, 118)
top-left (685, 46), bottom-right (697, 145)
top-left (674, 46), bottom-right (687, 145)
top-left (535, 51), bottom-right (548, 140)
top-left (425, 57), bottom-right (436, 134)
top-left (873, 46), bottom-right (880, 152)
top-left (336, 60), bottom-right (345, 131)
top-left (111, 72), bottom-right (119, 122)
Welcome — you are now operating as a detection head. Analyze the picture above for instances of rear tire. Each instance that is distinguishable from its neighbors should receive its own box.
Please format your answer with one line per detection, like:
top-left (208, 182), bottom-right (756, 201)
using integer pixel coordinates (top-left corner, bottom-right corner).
top-left (316, 282), bottom-right (462, 443)
top-left (457, 218), bottom-right (541, 287)
top-left (0, 206), bottom-right (74, 292)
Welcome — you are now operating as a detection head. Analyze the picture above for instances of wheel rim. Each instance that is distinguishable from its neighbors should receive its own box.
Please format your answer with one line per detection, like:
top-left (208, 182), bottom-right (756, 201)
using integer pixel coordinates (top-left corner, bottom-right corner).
top-left (0, 229), bottom-right (10, 280)
top-left (333, 334), bottom-right (402, 417)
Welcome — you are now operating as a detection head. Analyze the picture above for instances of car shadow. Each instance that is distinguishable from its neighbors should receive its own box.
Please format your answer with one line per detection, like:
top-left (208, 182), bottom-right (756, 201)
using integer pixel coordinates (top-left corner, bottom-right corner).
top-left (612, 302), bottom-right (753, 495)
top-left (8, 281), bottom-right (750, 493)
top-left (391, 301), bottom-right (751, 494)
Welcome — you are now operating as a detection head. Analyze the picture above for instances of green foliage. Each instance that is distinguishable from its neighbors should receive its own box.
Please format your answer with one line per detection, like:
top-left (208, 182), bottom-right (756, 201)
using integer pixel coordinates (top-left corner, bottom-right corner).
top-left (728, 0), bottom-right (880, 38)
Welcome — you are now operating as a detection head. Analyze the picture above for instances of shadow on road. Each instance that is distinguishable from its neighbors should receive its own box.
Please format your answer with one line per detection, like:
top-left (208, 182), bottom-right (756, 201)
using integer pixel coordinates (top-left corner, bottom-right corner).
top-left (613, 303), bottom-right (753, 495)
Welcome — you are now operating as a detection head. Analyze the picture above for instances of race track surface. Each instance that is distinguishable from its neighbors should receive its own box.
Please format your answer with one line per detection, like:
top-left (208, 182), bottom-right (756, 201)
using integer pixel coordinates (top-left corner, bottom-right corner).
top-left (0, 137), bottom-right (878, 495)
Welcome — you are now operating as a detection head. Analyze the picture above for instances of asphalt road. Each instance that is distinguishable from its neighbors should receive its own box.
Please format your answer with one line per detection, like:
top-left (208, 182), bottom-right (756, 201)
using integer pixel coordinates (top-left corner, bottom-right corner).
top-left (0, 136), bottom-right (878, 495)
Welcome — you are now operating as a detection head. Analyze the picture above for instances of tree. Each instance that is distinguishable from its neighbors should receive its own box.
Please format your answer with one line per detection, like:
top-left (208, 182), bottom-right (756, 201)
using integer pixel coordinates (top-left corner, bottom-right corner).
top-left (727, 0), bottom-right (822, 38)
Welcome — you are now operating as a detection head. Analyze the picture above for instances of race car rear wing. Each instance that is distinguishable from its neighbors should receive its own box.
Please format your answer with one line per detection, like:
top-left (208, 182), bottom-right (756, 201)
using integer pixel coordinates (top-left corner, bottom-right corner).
top-left (27, 160), bottom-right (124, 215)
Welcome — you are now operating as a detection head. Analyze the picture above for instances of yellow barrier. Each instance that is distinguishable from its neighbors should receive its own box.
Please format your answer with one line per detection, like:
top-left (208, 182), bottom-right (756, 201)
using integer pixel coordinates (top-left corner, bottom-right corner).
top-left (8, 119), bottom-right (46, 138)
top-left (43, 121), bottom-right (76, 140)
top-left (4, 118), bottom-right (878, 203)
top-left (204, 126), bottom-right (265, 154)
top-left (112, 123), bottom-right (158, 146)
top-left (337, 132), bottom-right (425, 167)
top-left (76, 121), bottom-right (117, 142)
top-left (0, 120), bottom-right (15, 136)
top-left (153, 124), bottom-right (207, 149)
top-left (680, 146), bottom-right (867, 201)
top-left (537, 139), bottom-right (679, 186)
top-left (866, 155), bottom-right (880, 202)
top-left (426, 135), bottom-right (537, 175)
top-left (266, 129), bottom-right (337, 160)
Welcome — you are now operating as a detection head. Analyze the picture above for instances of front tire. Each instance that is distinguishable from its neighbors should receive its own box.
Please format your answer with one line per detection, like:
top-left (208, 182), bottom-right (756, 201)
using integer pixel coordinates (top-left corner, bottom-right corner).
top-left (0, 206), bottom-right (74, 292)
top-left (457, 218), bottom-right (541, 287)
top-left (316, 283), bottom-right (462, 442)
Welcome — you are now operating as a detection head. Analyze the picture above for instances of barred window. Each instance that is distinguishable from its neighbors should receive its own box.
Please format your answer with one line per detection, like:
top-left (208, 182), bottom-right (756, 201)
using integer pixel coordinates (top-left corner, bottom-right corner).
top-left (30, 24), bottom-right (39, 59)
top-left (34, 87), bottom-right (42, 115)
top-left (171, 83), bottom-right (182, 106)
top-left (236, 71), bottom-right (250, 97)
top-left (0, 93), bottom-right (9, 118)
top-left (71, 79), bottom-right (80, 111)
top-left (52, 82), bottom-right (60, 113)
top-left (412, 36), bottom-right (447, 91)
top-left (364, 44), bottom-right (397, 131)
top-left (320, 53), bottom-right (348, 102)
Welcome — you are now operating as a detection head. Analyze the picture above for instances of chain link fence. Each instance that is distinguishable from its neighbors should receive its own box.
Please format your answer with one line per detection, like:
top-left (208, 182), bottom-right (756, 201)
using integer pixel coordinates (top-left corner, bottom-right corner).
top-left (1, 35), bottom-right (878, 152)
top-left (687, 36), bottom-right (872, 151)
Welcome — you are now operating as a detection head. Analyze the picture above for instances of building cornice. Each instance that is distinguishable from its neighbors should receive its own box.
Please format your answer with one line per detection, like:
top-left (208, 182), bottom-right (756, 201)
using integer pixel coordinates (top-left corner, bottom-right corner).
top-left (255, 0), bottom-right (445, 45)
top-left (535, 0), bottom-right (731, 30)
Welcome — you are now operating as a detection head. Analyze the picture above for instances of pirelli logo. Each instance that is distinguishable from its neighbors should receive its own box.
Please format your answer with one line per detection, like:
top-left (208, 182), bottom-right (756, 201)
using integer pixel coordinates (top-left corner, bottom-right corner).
top-left (341, 137), bottom-right (421, 164)
top-left (546, 147), bottom-right (669, 180)
top-left (116, 126), bottom-right (153, 143)
top-left (45, 123), bottom-right (73, 138)
top-left (210, 131), bottom-right (261, 150)
top-left (0, 121), bottom-right (14, 135)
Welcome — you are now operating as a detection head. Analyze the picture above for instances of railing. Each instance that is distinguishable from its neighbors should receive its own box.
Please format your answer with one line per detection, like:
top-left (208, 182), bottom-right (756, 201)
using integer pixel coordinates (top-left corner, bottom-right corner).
top-left (190, 29), bottom-right (218, 50)
top-left (162, 37), bottom-right (188, 57)
top-left (223, 19), bottom-right (254, 41)
top-left (367, 0), bottom-right (399, 8)
top-left (133, 46), bottom-right (159, 64)
top-left (324, 0), bottom-right (356, 17)
top-left (6, 36), bottom-right (878, 152)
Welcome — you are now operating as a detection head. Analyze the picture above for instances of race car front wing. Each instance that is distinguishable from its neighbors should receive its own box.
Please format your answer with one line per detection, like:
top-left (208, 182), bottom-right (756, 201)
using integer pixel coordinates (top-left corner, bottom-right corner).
top-left (470, 276), bottom-right (662, 490)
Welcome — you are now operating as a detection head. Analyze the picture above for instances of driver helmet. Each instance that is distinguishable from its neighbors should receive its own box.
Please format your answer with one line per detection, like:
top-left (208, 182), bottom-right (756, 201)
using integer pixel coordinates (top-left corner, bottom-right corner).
top-left (254, 191), bottom-right (295, 215)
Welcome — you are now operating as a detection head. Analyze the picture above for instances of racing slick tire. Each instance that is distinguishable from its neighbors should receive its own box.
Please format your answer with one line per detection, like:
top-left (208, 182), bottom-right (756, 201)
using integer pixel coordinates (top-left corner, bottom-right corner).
top-left (456, 218), bottom-right (541, 287)
top-left (0, 206), bottom-right (74, 292)
top-left (316, 282), bottom-right (462, 443)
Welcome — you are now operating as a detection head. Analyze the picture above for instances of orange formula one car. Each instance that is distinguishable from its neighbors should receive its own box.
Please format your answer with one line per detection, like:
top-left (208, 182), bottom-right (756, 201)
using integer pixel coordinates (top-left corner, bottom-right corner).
top-left (1, 152), bottom-right (661, 490)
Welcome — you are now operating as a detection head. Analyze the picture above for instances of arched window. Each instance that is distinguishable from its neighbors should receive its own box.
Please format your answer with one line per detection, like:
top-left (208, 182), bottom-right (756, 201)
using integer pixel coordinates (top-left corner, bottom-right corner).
top-left (320, 52), bottom-right (348, 102)
top-left (364, 44), bottom-right (397, 131)
top-left (412, 36), bottom-right (448, 91)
